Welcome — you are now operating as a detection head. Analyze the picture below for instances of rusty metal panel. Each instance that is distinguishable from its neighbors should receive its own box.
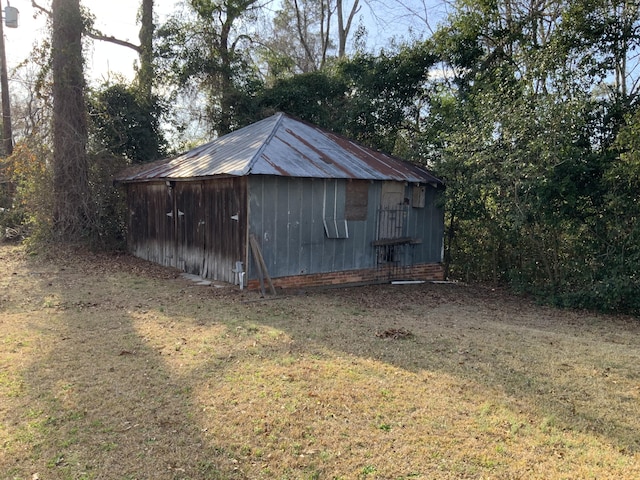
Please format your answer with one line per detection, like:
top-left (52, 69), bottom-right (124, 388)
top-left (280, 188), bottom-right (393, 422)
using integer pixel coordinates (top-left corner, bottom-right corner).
top-left (248, 176), bottom-right (374, 279)
top-left (117, 113), bottom-right (443, 186)
top-left (200, 177), bottom-right (247, 283)
top-left (246, 177), bottom-right (443, 281)
top-left (125, 178), bottom-right (247, 282)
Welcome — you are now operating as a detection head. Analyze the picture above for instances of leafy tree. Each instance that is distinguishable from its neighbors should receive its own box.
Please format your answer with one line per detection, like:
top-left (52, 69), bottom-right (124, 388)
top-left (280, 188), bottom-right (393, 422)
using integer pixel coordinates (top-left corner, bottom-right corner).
top-left (335, 43), bottom-right (436, 152)
top-left (258, 70), bottom-right (348, 126)
top-left (258, 42), bottom-right (436, 153)
top-left (157, 0), bottom-right (265, 136)
top-left (89, 82), bottom-right (167, 164)
top-left (559, 0), bottom-right (640, 101)
top-left (423, 0), bottom-right (640, 314)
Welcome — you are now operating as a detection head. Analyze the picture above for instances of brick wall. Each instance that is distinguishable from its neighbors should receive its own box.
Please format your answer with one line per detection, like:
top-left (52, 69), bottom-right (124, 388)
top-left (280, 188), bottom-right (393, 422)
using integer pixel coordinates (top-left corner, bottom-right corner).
top-left (246, 263), bottom-right (444, 291)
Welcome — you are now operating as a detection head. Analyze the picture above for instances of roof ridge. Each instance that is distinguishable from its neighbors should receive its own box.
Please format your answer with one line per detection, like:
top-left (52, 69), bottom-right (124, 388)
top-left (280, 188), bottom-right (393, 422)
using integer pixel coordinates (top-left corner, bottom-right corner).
top-left (244, 112), bottom-right (285, 174)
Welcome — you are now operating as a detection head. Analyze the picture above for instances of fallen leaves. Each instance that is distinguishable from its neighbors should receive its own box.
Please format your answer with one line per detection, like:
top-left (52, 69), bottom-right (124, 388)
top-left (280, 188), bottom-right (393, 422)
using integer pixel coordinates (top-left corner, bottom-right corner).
top-left (375, 328), bottom-right (413, 340)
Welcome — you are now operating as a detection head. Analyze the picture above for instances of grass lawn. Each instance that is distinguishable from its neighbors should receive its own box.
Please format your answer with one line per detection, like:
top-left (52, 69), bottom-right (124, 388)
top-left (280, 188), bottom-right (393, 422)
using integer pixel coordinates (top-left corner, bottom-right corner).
top-left (1, 244), bottom-right (639, 479)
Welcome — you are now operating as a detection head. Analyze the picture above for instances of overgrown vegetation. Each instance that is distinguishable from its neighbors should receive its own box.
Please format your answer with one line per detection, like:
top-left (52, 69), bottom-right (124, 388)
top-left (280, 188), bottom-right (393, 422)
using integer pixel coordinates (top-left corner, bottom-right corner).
top-left (1, 143), bottom-right (127, 249)
top-left (1, 245), bottom-right (639, 478)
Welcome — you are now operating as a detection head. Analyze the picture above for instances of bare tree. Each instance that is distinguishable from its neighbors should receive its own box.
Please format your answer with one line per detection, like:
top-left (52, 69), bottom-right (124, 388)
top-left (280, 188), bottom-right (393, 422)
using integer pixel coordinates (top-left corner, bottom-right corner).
top-left (336, 0), bottom-right (360, 58)
top-left (261, 0), bottom-right (362, 76)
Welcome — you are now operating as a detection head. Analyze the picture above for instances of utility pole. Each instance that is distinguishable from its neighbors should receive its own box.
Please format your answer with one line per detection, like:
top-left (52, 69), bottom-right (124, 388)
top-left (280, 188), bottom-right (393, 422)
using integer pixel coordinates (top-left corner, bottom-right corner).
top-left (0, 0), bottom-right (15, 156)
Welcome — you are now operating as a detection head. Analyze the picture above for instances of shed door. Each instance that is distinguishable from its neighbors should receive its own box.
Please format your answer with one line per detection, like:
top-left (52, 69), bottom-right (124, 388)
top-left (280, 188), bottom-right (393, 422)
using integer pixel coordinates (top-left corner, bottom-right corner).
top-left (166, 179), bottom-right (247, 282)
top-left (174, 182), bottom-right (205, 275)
top-left (201, 178), bottom-right (247, 283)
top-left (378, 181), bottom-right (406, 240)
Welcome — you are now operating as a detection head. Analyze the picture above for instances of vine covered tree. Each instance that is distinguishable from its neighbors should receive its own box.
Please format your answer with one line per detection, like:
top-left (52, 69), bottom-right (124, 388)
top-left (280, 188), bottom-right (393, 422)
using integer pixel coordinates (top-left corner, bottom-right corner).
top-left (51, 0), bottom-right (90, 240)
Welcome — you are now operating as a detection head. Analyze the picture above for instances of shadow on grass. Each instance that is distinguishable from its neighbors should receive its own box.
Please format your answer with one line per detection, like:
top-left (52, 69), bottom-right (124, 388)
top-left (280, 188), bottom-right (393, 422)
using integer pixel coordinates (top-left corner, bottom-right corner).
top-left (236, 284), bottom-right (640, 455)
top-left (5, 254), bottom-right (244, 479)
top-left (5, 248), bottom-right (640, 479)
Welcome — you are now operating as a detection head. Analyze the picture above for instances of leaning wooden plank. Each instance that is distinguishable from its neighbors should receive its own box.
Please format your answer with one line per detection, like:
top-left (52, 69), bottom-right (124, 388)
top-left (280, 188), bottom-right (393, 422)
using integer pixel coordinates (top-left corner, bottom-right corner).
top-left (249, 235), bottom-right (266, 296)
top-left (250, 234), bottom-right (276, 295)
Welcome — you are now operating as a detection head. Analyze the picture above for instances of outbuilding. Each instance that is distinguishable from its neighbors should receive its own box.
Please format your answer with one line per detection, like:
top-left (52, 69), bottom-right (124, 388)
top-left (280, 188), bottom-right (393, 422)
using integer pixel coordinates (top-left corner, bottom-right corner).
top-left (117, 113), bottom-right (445, 290)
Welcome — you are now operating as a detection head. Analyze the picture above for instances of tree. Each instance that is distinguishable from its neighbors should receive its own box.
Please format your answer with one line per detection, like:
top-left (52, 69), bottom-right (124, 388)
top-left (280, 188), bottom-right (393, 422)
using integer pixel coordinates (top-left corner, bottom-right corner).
top-left (258, 41), bottom-right (436, 153)
top-left (81, 0), bottom-right (157, 99)
top-left (157, 0), bottom-right (265, 136)
top-left (137, 0), bottom-right (155, 100)
top-left (335, 43), bottom-right (436, 152)
top-left (89, 82), bottom-right (166, 164)
top-left (258, 70), bottom-right (348, 126)
top-left (560, 0), bottom-right (640, 101)
top-left (32, 0), bottom-right (157, 101)
top-left (51, 0), bottom-right (90, 240)
top-left (420, 0), bottom-right (640, 314)
top-left (260, 0), bottom-right (333, 75)
top-left (336, 0), bottom-right (360, 58)
top-left (259, 0), bottom-right (362, 79)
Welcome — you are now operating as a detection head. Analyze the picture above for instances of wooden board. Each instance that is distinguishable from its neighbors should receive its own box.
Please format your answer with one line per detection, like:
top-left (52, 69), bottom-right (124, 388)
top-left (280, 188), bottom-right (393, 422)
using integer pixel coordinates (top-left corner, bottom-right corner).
top-left (250, 234), bottom-right (276, 296)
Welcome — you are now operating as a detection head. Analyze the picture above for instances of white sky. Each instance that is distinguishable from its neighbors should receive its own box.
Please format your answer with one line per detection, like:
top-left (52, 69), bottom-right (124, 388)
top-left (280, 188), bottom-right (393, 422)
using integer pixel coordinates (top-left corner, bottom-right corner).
top-left (3, 0), bottom-right (443, 84)
top-left (4, 0), bottom-right (179, 84)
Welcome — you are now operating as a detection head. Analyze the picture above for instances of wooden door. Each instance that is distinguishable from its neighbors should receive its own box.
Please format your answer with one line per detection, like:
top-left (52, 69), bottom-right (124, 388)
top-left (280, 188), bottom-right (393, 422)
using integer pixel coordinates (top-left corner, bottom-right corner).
top-left (378, 182), bottom-right (406, 240)
top-left (174, 182), bottom-right (205, 274)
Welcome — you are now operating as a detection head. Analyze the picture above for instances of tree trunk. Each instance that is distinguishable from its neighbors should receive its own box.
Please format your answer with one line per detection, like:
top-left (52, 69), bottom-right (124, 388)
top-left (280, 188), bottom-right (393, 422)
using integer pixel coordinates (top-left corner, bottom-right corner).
top-left (52, 0), bottom-right (90, 240)
top-left (217, 18), bottom-right (232, 136)
top-left (138, 0), bottom-right (155, 101)
top-left (336, 0), bottom-right (359, 58)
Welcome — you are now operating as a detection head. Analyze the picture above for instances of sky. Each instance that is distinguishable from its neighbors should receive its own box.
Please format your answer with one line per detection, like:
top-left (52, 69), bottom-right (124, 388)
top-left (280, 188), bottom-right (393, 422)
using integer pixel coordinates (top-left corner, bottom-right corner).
top-left (3, 0), bottom-right (446, 84)
top-left (4, 0), bottom-right (177, 84)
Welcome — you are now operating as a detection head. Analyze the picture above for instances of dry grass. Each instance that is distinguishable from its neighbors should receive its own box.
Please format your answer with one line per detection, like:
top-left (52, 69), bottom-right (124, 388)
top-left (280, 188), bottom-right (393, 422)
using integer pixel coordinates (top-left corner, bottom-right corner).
top-left (1, 244), bottom-right (639, 479)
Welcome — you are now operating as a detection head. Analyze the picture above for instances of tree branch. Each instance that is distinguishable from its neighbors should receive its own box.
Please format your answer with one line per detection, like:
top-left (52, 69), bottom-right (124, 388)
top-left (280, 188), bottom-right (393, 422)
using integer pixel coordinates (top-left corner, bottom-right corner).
top-left (85, 31), bottom-right (141, 53)
top-left (31, 0), bottom-right (51, 16)
top-left (32, 0), bottom-right (141, 53)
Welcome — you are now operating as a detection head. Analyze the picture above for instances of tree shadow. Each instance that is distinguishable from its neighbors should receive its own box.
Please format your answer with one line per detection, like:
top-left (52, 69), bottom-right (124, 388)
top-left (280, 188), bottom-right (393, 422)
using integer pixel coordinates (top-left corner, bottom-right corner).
top-left (5, 249), bottom-right (640, 479)
top-left (236, 283), bottom-right (640, 455)
top-left (6, 252), bottom-right (246, 479)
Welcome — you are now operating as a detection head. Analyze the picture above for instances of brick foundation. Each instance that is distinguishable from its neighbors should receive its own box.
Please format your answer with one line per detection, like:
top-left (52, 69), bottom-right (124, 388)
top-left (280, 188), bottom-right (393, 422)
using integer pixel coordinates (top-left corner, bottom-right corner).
top-left (246, 263), bottom-right (444, 291)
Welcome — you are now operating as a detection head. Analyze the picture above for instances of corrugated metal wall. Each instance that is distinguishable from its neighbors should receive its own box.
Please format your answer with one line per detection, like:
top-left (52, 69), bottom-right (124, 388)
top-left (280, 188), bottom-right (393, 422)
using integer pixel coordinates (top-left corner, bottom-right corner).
top-left (248, 176), bottom-right (443, 280)
top-left (125, 175), bottom-right (442, 284)
top-left (126, 178), bottom-right (247, 283)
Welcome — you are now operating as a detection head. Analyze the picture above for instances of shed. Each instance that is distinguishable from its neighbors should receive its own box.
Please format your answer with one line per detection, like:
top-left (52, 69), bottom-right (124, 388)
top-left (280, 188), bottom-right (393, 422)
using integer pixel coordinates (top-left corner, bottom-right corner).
top-left (117, 113), bottom-right (445, 290)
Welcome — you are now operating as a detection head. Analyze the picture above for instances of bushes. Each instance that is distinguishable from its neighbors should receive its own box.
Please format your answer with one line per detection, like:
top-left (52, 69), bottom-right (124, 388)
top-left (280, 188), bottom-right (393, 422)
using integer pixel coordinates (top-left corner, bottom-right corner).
top-left (1, 142), bottom-right (128, 250)
top-left (1, 143), bottom-right (53, 243)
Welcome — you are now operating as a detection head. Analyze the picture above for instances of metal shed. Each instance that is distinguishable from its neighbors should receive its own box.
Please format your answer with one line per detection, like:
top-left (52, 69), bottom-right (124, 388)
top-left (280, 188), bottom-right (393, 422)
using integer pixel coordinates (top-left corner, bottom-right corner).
top-left (118, 113), bottom-right (445, 289)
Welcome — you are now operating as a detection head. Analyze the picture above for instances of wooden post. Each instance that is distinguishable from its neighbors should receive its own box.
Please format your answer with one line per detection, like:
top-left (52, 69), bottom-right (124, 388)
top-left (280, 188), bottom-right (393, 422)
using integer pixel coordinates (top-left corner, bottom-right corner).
top-left (249, 234), bottom-right (276, 296)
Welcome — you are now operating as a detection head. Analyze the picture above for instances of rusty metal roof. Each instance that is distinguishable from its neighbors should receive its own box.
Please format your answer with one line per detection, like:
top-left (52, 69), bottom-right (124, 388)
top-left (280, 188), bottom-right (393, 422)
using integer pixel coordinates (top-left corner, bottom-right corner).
top-left (118, 113), bottom-right (442, 185)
